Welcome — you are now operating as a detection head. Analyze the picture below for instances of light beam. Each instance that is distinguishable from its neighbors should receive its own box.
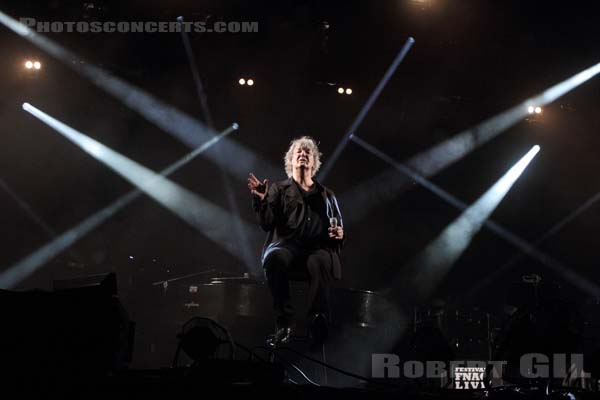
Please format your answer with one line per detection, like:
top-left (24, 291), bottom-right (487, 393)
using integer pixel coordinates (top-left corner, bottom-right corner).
top-left (400, 145), bottom-right (539, 300)
top-left (351, 135), bottom-right (600, 298)
top-left (0, 105), bottom-right (240, 288)
top-left (318, 36), bottom-right (415, 181)
top-left (0, 10), bottom-right (279, 180)
top-left (341, 61), bottom-right (600, 223)
top-left (463, 190), bottom-right (600, 301)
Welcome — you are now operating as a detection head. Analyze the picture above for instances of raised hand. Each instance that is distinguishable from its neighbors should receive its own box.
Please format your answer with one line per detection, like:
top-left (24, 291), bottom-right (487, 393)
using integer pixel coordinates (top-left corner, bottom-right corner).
top-left (248, 173), bottom-right (268, 200)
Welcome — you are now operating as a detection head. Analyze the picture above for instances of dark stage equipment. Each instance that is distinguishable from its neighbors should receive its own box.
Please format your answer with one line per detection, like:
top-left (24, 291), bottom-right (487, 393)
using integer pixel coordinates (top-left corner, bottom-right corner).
top-left (173, 316), bottom-right (234, 364)
top-left (0, 272), bottom-right (134, 385)
top-left (493, 299), bottom-right (584, 385)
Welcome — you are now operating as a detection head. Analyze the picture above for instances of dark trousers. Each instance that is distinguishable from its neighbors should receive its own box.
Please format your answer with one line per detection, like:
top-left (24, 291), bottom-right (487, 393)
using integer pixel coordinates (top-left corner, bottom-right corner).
top-left (263, 242), bottom-right (334, 327)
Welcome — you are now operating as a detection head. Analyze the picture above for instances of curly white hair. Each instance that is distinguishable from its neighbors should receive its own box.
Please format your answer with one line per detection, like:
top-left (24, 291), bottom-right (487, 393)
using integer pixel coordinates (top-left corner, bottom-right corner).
top-left (283, 136), bottom-right (322, 178)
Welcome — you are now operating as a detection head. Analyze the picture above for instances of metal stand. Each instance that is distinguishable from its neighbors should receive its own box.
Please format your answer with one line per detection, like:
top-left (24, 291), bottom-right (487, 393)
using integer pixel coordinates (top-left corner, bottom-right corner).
top-left (151, 268), bottom-right (216, 295)
top-left (321, 343), bottom-right (328, 385)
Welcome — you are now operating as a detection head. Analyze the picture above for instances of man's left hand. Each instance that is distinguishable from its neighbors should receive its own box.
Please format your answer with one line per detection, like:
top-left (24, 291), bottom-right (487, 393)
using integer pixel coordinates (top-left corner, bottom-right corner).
top-left (328, 227), bottom-right (344, 240)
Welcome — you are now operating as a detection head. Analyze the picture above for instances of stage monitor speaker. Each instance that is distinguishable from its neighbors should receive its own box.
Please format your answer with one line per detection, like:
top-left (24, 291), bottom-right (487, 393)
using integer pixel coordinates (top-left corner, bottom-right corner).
top-left (0, 272), bottom-right (133, 385)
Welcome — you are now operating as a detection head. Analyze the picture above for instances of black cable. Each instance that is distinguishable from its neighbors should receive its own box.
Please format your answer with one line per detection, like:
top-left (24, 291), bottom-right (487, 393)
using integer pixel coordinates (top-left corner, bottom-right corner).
top-left (232, 340), bottom-right (323, 386)
top-left (278, 346), bottom-right (377, 385)
top-left (275, 354), bottom-right (321, 387)
top-left (250, 346), bottom-right (320, 386)
top-left (232, 341), bottom-right (269, 363)
top-left (254, 346), bottom-right (405, 389)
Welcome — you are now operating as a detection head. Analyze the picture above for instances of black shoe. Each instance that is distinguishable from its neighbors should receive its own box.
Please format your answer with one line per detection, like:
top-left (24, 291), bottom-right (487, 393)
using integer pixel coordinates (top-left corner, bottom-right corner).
top-left (266, 326), bottom-right (293, 348)
top-left (308, 313), bottom-right (328, 348)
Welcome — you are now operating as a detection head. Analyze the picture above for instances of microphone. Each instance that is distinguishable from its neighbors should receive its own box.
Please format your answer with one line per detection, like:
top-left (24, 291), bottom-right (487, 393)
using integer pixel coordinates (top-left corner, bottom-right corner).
top-left (257, 181), bottom-right (267, 194)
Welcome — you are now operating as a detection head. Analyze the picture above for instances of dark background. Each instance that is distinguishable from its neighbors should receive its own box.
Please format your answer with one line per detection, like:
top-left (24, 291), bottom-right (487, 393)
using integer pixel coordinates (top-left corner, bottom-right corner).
top-left (1, 0), bottom-right (600, 312)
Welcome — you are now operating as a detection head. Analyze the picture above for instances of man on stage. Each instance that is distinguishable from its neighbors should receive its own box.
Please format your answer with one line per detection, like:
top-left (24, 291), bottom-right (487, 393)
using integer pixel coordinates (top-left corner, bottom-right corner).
top-left (248, 136), bottom-right (344, 346)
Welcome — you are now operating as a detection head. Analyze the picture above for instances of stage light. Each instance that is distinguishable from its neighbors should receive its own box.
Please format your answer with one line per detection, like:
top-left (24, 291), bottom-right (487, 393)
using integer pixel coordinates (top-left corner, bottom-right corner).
top-left (21, 103), bottom-right (252, 268)
top-left (33, 61), bottom-right (41, 70)
top-left (247, 79), bottom-right (254, 86)
top-left (24, 60), bottom-right (33, 69)
top-left (239, 78), bottom-right (246, 85)
top-left (394, 144), bottom-right (541, 300)
top-left (353, 135), bottom-right (600, 300)
top-left (535, 106), bottom-right (542, 114)
top-left (338, 87), bottom-right (344, 94)
top-left (465, 188), bottom-right (600, 302)
top-left (0, 103), bottom-right (241, 289)
top-left (341, 60), bottom-right (600, 224)
top-left (0, 11), bottom-right (273, 281)
top-left (0, 10), bottom-right (281, 184)
top-left (318, 36), bottom-right (415, 181)
top-left (174, 317), bottom-right (233, 363)
top-left (528, 106), bottom-right (535, 114)
top-left (346, 88), bottom-right (352, 95)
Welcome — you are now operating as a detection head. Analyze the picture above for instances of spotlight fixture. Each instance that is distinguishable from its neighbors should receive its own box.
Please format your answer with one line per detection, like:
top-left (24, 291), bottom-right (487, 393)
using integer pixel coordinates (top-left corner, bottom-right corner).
top-left (173, 317), bottom-right (233, 364)
top-left (345, 88), bottom-right (352, 95)
top-left (534, 106), bottom-right (542, 114)
top-left (528, 106), bottom-right (535, 114)
top-left (247, 79), bottom-right (254, 86)
top-left (338, 87), bottom-right (344, 94)
top-left (24, 60), bottom-right (42, 71)
top-left (238, 78), bottom-right (246, 85)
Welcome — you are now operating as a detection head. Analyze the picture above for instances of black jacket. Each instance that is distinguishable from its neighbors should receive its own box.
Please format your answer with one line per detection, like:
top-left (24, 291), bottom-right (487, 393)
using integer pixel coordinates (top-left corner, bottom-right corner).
top-left (252, 178), bottom-right (344, 279)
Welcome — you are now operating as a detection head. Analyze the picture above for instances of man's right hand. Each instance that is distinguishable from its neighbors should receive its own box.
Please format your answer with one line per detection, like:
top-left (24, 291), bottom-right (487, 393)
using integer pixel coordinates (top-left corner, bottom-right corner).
top-left (248, 173), bottom-right (268, 201)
